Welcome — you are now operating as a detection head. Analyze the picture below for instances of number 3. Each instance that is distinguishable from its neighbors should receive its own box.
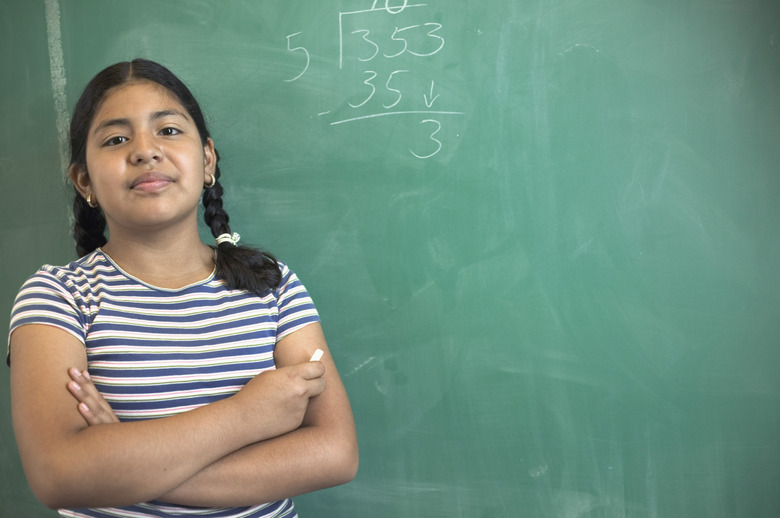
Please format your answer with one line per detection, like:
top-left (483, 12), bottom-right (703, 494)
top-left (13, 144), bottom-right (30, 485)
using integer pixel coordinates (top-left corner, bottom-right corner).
top-left (349, 70), bottom-right (378, 108)
top-left (411, 119), bottom-right (442, 159)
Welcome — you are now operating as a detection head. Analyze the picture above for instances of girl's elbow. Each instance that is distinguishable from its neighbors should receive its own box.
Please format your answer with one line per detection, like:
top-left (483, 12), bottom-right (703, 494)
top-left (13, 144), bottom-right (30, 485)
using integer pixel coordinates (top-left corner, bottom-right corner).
top-left (333, 435), bottom-right (359, 484)
top-left (343, 456), bottom-right (359, 485)
top-left (24, 454), bottom-right (99, 509)
top-left (316, 428), bottom-right (358, 487)
top-left (346, 442), bottom-right (360, 482)
top-left (39, 492), bottom-right (68, 511)
top-left (23, 454), bottom-right (122, 510)
top-left (25, 466), bottom-right (72, 510)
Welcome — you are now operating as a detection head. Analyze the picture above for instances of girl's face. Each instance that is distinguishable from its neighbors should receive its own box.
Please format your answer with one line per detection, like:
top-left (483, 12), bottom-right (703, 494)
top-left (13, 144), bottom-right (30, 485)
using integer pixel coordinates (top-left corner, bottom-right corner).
top-left (71, 80), bottom-right (215, 238)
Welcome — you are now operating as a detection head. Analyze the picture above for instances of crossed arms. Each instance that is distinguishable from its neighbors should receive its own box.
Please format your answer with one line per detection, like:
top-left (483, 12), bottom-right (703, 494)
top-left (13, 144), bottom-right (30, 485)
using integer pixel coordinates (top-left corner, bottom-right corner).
top-left (9, 322), bottom-right (358, 509)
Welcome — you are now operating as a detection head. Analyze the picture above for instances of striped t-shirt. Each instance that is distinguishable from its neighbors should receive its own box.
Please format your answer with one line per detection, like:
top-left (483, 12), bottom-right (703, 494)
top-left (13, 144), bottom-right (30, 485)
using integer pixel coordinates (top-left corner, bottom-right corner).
top-left (8, 249), bottom-right (320, 518)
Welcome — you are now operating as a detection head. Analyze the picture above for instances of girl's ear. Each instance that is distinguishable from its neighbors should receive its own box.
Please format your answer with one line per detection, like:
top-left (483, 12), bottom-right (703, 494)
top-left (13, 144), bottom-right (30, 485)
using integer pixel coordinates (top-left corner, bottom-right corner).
top-left (203, 138), bottom-right (216, 176)
top-left (69, 164), bottom-right (91, 199)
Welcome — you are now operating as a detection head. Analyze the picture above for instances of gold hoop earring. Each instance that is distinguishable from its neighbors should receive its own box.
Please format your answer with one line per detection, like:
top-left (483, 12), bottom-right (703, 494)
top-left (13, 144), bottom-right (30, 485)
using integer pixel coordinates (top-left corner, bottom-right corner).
top-left (86, 193), bottom-right (99, 208)
top-left (204, 174), bottom-right (216, 189)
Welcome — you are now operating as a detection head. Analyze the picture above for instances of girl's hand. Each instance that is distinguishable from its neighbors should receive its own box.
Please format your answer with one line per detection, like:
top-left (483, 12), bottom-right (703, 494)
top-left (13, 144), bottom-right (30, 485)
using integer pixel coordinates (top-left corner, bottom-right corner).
top-left (67, 368), bottom-right (119, 425)
top-left (231, 361), bottom-right (326, 441)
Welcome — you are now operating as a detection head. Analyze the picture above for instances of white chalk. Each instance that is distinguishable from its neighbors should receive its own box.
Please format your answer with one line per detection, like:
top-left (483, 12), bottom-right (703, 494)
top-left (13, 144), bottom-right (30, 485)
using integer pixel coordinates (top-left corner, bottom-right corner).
top-left (310, 349), bottom-right (323, 362)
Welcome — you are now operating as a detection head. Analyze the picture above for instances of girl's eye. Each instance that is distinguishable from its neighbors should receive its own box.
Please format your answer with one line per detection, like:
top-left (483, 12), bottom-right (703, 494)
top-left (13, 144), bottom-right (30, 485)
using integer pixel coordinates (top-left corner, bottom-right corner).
top-left (104, 136), bottom-right (128, 146)
top-left (160, 127), bottom-right (181, 136)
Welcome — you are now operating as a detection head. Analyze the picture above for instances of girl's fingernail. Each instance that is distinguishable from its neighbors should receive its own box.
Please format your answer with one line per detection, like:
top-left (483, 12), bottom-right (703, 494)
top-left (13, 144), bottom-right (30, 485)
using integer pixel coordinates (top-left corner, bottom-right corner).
top-left (69, 381), bottom-right (81, 392)
top-left (79, 402), bottom-right (90, 413)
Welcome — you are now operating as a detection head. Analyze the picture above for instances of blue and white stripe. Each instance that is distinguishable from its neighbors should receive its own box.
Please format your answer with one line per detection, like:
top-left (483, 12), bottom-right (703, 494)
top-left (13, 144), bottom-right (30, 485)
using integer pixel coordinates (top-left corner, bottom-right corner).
top-left (9, 250), bottom-right (318, 517)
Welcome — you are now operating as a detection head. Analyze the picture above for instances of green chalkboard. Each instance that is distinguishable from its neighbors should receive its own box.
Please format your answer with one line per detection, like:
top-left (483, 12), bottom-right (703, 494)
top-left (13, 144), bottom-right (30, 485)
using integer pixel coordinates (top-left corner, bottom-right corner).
top-left (2, 0), bottom-right (779, 516)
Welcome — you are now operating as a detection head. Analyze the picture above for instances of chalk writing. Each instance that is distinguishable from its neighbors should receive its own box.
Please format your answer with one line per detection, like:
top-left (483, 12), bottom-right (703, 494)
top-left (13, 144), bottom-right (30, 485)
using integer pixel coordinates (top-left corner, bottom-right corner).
top-left (352, 30), bottom-right (380, 62)
top-left (285, 1), bottom-right (463, 159)
top-left (386, 24), bottom-right (445, 58)
top-left (411, 119), bottom-right (442, 159)
top-left (372, 0), bottom-right (409, 13)
top-left (283, 32), bottom-right (309, 83)
top-left (424, 80), bottom-right (439, 108)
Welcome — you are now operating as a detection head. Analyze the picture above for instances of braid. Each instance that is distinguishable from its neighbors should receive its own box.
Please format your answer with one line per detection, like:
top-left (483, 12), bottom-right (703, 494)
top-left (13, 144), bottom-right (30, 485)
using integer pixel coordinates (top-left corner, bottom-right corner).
top-left (203, 163), bottom-right (281, 294)
top-left (72, 191), bottom-right (107, 257)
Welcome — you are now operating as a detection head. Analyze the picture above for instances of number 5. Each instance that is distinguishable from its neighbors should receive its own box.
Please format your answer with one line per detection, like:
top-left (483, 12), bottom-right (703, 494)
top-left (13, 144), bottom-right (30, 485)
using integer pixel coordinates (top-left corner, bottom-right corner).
top-left (284, 32), bottom-right (310, 82)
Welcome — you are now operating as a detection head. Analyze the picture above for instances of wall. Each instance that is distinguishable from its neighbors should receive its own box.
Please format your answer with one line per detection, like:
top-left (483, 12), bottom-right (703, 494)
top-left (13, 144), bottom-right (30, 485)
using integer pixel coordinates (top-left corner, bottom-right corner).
top-left (2, 1), bottom-right (779, 516)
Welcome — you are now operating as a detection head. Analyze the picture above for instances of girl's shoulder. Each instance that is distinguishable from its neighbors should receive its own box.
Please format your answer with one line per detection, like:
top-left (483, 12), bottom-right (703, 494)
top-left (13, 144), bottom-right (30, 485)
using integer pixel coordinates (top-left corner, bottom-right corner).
top-left (26, 250), bottom-right (115, 288)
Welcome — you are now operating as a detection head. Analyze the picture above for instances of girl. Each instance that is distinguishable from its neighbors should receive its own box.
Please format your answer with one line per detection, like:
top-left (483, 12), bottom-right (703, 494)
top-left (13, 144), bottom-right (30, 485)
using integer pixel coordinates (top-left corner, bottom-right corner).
top-left (8, 59), bottom-right (358, 517)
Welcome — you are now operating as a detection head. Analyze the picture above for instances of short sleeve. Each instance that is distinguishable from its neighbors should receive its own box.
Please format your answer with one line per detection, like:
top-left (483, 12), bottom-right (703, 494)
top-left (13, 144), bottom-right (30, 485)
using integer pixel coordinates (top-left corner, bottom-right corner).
top-left (8, 268), bottom-right (88, 351)
top-left (275, 262), bottom-right (320, 341)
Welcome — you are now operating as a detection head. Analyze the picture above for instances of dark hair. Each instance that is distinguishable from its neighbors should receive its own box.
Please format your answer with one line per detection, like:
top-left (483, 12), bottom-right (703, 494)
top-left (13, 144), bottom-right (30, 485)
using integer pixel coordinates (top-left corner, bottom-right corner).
top-left (69, 58), bottom-right (280, 293)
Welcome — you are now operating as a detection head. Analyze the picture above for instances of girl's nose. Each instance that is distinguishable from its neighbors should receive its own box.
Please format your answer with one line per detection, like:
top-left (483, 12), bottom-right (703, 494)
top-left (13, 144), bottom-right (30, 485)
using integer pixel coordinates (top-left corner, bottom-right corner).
top-left (130, 134), bottom-right (164, 165)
